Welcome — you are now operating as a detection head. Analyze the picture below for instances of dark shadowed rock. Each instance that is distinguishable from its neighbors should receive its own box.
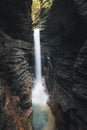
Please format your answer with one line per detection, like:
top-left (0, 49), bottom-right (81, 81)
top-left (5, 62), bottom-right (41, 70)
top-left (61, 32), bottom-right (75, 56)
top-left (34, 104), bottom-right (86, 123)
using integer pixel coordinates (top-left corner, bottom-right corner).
top-left (0, 0), bottom-right (33, 130)
top-left (0, 0), bottom-right (32, 42)
top-left (41, 0), bottom-right (87, 130)
top-left (0, 30), bottom-right (33, 130)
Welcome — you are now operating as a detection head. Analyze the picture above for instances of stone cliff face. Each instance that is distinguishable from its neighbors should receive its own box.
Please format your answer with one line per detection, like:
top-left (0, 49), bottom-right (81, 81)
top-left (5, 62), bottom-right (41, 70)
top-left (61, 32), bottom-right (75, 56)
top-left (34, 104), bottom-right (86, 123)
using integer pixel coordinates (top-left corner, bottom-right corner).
top-left (0, 0), bottom-right (32, 42)
top-left (0, 1), bottom-right (33, 130)
top-left (42, 0), bottom-right (87, 130)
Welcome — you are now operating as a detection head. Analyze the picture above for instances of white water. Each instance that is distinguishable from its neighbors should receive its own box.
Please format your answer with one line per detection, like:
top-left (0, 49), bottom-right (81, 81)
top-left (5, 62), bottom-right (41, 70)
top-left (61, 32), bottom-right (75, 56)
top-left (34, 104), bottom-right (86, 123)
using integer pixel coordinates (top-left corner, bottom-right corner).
top-left (32, 28), bottom-right (56, 130)
top-left (34, 28), bottom-right (41, 81)
top-left (32, 28), bottom-right (48, 105)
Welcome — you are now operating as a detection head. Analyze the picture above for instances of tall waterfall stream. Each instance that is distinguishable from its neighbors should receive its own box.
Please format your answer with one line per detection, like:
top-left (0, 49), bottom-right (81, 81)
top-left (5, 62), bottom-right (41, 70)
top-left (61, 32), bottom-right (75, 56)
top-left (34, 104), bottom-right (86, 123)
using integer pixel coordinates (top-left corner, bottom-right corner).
top-left (32, 28), bottom-right (56, 130)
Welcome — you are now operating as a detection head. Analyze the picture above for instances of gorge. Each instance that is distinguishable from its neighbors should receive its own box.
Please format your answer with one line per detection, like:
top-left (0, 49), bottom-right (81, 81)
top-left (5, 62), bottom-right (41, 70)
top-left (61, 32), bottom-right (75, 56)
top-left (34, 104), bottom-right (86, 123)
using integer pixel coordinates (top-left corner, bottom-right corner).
top-left (0, 0), bottom-right (87, 130)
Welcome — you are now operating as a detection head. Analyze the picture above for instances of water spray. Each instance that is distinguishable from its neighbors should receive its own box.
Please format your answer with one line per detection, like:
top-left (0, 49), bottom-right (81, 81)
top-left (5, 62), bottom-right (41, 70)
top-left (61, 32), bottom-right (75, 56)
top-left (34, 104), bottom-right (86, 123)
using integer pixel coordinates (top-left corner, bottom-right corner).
top-left (32, 28), bottom-right (56, 130)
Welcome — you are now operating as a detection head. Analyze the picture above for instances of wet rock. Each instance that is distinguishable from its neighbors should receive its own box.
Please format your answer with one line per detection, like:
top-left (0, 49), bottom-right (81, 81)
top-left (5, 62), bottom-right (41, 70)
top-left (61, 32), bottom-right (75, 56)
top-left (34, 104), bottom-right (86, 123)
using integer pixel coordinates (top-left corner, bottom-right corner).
top-left (42, 0), bottom-right (87, 130)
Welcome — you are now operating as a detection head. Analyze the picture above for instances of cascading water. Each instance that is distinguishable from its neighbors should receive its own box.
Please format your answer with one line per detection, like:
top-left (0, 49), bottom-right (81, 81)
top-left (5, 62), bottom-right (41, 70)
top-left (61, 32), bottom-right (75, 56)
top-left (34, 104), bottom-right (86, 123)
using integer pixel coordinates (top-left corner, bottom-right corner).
top-left (32, 28), bottom-right (48, 105)
top-left (32, 28), bottom-right (56, 130)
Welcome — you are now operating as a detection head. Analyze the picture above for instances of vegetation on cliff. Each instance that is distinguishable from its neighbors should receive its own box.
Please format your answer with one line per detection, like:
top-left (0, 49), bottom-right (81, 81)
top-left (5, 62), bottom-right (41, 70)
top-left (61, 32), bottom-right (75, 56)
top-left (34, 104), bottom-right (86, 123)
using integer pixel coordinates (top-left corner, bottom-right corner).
top-left (32, 0), bottom-right (53, 22)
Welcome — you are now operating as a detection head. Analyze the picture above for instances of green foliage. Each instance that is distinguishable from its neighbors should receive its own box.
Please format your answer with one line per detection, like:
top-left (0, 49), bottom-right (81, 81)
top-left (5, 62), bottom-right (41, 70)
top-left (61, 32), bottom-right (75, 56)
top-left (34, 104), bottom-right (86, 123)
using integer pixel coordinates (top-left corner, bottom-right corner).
top-left (32, 0), bottom-right (53, 21)
top-left (43, 0), bottom-right (53, 9)
top-left (32, 0), bottom-right (40, 21)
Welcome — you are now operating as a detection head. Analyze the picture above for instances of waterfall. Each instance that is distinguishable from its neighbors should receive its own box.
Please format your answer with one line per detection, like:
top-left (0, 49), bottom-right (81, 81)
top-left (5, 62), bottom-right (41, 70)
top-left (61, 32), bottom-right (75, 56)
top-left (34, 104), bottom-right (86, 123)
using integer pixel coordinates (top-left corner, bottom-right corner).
top-left (32, 28), bottom-right (48, 105)
top-left (32, 28), bottom-right (56, 130)
top-left (34, 28), bottom-right (41, 81)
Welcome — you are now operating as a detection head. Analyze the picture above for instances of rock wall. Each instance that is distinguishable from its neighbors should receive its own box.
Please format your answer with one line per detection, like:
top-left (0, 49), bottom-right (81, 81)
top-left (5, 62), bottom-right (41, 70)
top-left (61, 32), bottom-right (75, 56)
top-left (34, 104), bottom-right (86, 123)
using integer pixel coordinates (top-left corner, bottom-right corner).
top-left (42, 0), bottom-right (87, 130)
top-left (0, 1), bottom-right (33, 130)
top-left (0, 0), bottom-right (32, 41)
